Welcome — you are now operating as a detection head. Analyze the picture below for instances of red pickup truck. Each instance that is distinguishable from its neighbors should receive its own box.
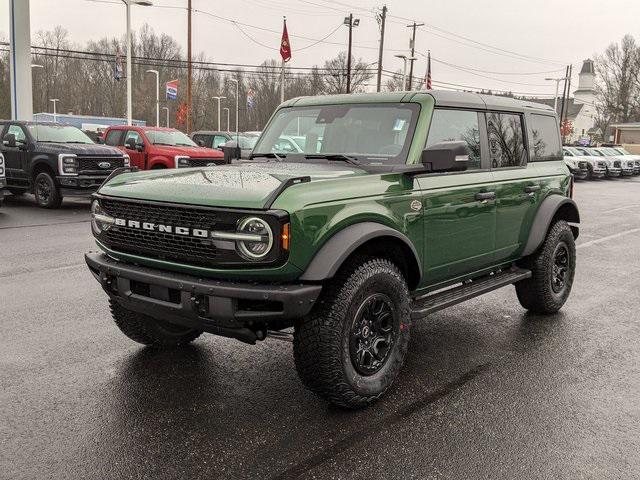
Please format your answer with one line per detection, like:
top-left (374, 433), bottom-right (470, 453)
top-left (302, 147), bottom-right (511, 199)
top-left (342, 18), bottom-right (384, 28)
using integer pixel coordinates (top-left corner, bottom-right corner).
top-left (103, 126), bottom-right (225, 169)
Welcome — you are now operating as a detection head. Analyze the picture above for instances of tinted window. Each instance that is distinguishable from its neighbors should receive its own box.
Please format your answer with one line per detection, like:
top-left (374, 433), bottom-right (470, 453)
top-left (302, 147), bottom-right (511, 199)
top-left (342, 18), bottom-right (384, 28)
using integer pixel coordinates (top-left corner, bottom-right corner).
top-left (192, 134), bottom-right (211, 147)
top-left (7, 125), bottom-right (27, 143)
top-left (426, 109), bottom-right (482, 170)
top-left (529, 114), bottom-right (561, 161)
top-left (105, 130), bottom-right (121, 146)
top-left (487, 112), bottom-right (527, 168)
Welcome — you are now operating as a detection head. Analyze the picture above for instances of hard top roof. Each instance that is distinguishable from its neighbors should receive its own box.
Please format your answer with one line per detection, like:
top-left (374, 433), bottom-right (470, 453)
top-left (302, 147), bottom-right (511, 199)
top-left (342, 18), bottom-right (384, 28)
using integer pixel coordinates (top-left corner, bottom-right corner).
top-left (284, 90), bottom-right (555, 114)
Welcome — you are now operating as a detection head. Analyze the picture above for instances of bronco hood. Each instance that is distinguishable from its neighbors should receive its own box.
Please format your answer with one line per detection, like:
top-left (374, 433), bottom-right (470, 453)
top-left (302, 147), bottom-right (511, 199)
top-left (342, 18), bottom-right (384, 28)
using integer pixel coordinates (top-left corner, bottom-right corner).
top-left (98, 161), bottom-right (368, 209)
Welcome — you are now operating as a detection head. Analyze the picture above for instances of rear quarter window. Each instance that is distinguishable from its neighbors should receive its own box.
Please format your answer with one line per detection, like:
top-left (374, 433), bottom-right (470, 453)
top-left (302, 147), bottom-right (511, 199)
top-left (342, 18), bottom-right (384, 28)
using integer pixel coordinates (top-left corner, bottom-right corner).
top-left (529, 114), bottom-right (562, 161)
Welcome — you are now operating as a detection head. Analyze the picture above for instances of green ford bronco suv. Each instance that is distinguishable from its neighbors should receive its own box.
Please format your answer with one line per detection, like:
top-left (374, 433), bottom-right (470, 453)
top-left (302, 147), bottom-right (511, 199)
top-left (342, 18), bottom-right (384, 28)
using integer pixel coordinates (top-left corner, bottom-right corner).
top-left (86, 91), bottom-right (579, 408)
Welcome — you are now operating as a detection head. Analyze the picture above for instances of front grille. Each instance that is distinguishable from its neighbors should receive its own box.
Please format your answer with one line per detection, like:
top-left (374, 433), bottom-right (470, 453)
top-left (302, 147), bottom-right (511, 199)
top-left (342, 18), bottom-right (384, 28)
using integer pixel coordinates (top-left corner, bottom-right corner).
top-left (578, 161), bottom-right (588, 169)
top-left (614, 160), bottom-right (621, 168)
top-left (598, 161), bottom-right (607, 168)
top-left (98, 197), bottom-right (285, 268)
top-left (78, 156), bottom-right (125, 174)
top-left (187, 158), bottom-right (225, 167)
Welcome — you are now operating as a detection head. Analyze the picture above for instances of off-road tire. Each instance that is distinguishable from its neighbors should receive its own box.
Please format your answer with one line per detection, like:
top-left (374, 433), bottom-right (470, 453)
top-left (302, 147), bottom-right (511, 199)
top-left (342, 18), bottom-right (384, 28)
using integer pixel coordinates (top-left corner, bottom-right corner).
top-left (293, 257), bottom-right (412, 409)
top-left (516, 220), bottom-right (576, 314)
top-left (33, 171), bottom-right (62, 208)
top-left (109, 298), bottom-right (202, 347)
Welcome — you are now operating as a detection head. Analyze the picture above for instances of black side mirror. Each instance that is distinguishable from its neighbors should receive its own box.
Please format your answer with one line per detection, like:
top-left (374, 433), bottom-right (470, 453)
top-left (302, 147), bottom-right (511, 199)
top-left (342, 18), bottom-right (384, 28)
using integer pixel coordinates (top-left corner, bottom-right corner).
top-left (125, 138), bottom-right (136, 150)
top-left (421, 141), bottom-right (469, 173)
top-left (135, 143), bottom-right (144, 152)
top-left (2, 133), bottom-right (16, 148)
top-left (222, 141), bottom-right (241, 163)
top-left (96, 136), bottom-right (105, 144)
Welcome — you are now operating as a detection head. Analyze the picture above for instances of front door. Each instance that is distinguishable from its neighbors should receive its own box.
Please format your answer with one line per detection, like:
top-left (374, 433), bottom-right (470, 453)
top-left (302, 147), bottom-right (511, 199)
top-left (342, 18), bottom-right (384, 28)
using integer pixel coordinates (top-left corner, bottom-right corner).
top-left (417, 108), bottom-right (497, 286)
top-left (122, 130), bottom-right (146, 169)
top-left (0, 124), bottom-right (30, 189)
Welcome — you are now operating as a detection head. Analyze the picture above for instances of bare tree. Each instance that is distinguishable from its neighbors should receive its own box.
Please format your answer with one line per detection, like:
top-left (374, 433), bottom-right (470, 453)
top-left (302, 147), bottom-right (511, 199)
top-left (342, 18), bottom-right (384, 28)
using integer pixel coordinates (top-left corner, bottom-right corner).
top-left (323, 51), bottom-right (373, 94)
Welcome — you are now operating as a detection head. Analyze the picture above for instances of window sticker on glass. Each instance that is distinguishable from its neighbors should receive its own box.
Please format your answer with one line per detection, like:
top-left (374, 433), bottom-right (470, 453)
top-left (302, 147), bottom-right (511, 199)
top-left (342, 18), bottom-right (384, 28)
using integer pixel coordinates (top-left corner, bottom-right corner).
top-left (392, 119), bottom-right (406, 131)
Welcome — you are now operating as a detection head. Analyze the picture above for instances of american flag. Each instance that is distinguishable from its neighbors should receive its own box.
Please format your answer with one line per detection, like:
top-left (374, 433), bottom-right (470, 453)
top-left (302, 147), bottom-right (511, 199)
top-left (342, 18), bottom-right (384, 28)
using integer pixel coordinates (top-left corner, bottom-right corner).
top-left (425, 50), bottom-right (432, 90)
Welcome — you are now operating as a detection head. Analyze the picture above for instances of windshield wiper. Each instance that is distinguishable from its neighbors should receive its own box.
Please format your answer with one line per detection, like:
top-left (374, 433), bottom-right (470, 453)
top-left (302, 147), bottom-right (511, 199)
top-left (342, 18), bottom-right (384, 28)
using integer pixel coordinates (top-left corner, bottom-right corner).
top-left (64, 141), bottom-right (92, 144)
top-left (304, 154), bottom-right (361, 166)
top-left (176, 143), bottom-right (195, 147)
top-left (250, 152), bottom-right (287, 162)
top-left (152, 142), bottom-right (174, 146)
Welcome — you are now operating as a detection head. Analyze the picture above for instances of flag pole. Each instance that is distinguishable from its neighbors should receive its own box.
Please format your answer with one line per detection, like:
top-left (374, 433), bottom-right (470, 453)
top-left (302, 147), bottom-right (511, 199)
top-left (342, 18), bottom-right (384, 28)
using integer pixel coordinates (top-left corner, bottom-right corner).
top-left (280, 17), bottom-right (286, 104)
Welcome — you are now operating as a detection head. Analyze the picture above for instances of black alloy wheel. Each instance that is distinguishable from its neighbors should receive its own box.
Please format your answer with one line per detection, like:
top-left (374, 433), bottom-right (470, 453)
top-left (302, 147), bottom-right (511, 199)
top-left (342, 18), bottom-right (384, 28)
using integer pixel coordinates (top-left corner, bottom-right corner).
top-left (349, 293), bottom-right (399, 376)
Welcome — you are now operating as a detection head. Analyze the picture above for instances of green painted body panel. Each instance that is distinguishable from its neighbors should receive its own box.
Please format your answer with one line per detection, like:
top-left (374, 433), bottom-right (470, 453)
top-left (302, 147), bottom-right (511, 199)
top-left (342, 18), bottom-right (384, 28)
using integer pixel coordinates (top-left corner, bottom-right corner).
top-left (94, 92), bottom-right (571, 292)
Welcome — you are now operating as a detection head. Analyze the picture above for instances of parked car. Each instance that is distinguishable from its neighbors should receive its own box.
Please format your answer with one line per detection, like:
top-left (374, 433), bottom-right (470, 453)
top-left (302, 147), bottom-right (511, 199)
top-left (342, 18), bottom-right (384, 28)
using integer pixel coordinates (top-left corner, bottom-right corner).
top-left (0, 152), bottom-right (6, 207)
top-left (190, 130), bottom-right (232, 149)
top-left (596, 147), bottom-right (635, 176)
top-left (610, 146), bottom-right (640, 175)
top-left (576, 147), bottom-right (621, 177)
top-left (86, 91), bottom-right (579, 408)
top-left (0, 121), bottom-right (129, 208)
top-left (221, 133), bottom-right (261, 159)
top-left (563, 146), bottom-right (605, 179)
top-left (562, 147), bottom-right (588, 179)
top-left (103, 126), bottom-right (225, 169)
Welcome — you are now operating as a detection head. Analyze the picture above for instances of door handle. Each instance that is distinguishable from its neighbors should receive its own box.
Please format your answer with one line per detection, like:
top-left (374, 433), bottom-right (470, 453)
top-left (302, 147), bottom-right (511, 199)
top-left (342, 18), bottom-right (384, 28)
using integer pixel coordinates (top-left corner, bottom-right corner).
top-left (475, 191), bottom-right (496, 201)
top-left (524, 185), bottom-right (541, 193)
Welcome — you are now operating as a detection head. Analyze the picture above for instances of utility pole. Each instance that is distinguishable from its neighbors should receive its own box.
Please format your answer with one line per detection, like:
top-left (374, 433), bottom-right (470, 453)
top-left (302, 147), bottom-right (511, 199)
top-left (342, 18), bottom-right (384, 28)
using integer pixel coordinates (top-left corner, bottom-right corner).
top-left (559, 65), bottom-right (570, 131)
top-left (187, 0), bottom-right (193, 133)
top-left (564, 64), bottom-right (573, 135)
top-left (347, 13), bottom-right (353, 94)
top-left (406, 22), bottom-right (424, 90)
top-left (376, 5), bottom-right (387, 92)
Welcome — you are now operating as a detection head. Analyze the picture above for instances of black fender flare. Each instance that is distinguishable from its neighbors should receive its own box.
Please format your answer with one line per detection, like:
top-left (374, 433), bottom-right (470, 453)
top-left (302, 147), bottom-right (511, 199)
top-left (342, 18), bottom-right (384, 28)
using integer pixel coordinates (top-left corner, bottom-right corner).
top-left (299, 222), bottom-right (422, 282)
top-left (522, 195), bottom-right (580, 257)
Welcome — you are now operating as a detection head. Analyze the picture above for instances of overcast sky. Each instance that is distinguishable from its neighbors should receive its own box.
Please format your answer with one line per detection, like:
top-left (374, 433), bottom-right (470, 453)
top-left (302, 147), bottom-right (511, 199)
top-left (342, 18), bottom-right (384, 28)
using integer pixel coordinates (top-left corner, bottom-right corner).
top-left (1, 0), bottom-right (637, 96)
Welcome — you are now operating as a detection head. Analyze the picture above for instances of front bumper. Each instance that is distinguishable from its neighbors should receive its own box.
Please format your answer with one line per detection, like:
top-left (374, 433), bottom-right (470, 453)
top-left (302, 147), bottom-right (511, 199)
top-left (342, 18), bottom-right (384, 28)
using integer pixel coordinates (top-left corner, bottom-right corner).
top-left (85, 252), bottom-right (322, 344)
top-left (569, 167), bottom-right (588, 179)
top-left (606, 167), bottom-right (622, 177)
top-left (57, 175), bottom-right (109, 196)
top-left (621, 166), bottom-right (635, 176)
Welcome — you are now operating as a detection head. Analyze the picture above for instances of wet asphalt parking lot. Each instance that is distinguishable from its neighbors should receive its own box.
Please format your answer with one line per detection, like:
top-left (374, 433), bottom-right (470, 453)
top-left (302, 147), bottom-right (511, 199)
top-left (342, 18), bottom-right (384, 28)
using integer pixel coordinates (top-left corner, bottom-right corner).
top-left (1, 177), bottom-right (639, 480)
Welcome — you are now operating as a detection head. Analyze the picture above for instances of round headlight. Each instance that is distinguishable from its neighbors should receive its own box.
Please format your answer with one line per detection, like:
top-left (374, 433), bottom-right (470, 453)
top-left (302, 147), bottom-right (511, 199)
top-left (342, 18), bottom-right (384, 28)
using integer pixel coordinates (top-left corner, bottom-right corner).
top-left (91, 200), bottom-right (114, 235)
top-left (236, 217), bottom-right (273, 260)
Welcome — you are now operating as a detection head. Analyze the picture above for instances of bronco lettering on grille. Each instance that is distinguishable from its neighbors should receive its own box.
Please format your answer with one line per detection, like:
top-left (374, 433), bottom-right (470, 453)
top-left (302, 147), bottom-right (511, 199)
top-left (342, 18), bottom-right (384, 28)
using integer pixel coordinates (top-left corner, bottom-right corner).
top-left (114, 218), bottom-right (211, 238)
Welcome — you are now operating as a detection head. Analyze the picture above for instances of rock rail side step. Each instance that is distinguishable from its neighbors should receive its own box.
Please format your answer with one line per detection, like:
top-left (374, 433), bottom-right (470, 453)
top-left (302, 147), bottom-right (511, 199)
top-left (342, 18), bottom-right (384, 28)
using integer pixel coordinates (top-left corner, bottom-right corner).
top-left (411, 268), bottom-right (532, 320)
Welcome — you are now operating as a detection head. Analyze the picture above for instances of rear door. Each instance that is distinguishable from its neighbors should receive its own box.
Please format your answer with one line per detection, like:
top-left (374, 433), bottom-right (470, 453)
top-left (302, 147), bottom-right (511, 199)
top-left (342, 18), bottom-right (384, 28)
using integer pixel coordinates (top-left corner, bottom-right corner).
top-left (491, 112), bottom-right (560, 262)
top-left (417, 108), bottom-right (497, 286)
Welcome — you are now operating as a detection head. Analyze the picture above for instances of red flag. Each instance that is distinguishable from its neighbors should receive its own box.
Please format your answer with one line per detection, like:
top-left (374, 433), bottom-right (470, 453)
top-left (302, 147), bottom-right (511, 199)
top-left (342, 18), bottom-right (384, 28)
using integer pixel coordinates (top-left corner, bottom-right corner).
top-left (280, 19), bottom-right (292, 63)
top-left (425, 50), bottom-right (432, 90)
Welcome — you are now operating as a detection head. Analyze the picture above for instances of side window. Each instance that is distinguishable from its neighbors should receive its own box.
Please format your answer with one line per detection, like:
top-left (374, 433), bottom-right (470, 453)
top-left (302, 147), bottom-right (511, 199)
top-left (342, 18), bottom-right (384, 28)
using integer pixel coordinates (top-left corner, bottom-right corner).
top-left (426, 109), bottom-right (482, 170)
top-left (123, 130), bottom-right (142, 147)
top-left (563, 148), bottom-right (573, 157)
top-left (213, 135), bottom-right (228, 148)
top-left (529, 114), bottom-right (562, 162)
top-left (105, 130), bottom-right (121, 146)
top-left (8, 125), bottom-right (27, 144)
top-left (487, 112), bottom-right (527, 168)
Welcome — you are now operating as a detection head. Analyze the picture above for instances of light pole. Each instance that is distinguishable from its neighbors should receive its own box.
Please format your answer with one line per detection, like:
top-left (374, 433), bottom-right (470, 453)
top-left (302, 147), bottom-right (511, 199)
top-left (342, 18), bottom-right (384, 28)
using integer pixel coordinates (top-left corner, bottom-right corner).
top-left (394, 54), bottom-right (417, 90)
top-left (212, 96), bottom-right (226, 131)
top-left (344, 15), bottom-right (360, 93)
top-left (49, 98), bottom-right (60, 122)
top-left (145, 69), bottom-right (159, 126)
top-left (122, 0), bottom-right (153, 126)
top-left (223, 108), bottom-right (230, 132)
top-left (545, 76), bottom-right (569, 114)
top-left (228, 78), bottom-right (239, 142)
top-left (162, 106), bottom-right (169, 127)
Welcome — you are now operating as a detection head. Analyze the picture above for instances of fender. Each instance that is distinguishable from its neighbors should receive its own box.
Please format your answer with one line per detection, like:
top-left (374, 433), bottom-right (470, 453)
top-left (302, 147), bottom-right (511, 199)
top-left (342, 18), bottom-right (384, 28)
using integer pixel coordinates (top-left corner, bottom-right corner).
top-left (522, 195), bottom-right (580, 257)
top-left (299, 222), bottom-right (422, 282)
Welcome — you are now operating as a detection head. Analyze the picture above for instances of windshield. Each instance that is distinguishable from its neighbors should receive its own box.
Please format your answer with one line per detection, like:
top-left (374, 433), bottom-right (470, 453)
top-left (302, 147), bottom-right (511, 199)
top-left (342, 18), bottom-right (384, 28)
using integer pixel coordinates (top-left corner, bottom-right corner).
top-left (146, 129), bottom-right (197, 147)
top-left (577, 148), bottom-right (601, 156)
top-left (564, 147), bottom-right (582, 156)
top-left (252, 103), bottom-right (420, 164)
top-left (613, 147), bottom-right (630, 155)
top-left (27, 124), bottom-right (94, 144)
top-left (600, 147), bottom-right (620, 156)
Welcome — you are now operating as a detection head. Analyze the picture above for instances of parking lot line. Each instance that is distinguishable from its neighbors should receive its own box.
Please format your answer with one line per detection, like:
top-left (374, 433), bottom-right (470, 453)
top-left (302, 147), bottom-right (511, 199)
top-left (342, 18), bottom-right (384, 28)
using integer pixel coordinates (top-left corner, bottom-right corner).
top-left (577, 227), bottom-right (640, 249)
